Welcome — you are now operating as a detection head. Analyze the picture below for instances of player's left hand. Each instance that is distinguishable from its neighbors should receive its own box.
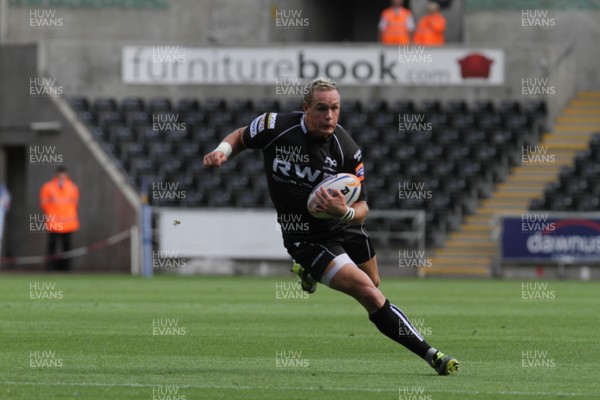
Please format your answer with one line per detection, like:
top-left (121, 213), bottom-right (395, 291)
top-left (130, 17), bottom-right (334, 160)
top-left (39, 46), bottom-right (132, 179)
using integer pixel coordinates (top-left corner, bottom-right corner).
top-left (311, 188), bottom-right (347, 218)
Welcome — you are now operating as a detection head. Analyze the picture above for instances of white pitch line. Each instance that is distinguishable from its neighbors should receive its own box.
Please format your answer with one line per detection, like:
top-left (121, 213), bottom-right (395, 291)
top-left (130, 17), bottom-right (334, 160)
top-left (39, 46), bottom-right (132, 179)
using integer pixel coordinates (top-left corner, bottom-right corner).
top-left (0, 381), bottom-right (592, 397)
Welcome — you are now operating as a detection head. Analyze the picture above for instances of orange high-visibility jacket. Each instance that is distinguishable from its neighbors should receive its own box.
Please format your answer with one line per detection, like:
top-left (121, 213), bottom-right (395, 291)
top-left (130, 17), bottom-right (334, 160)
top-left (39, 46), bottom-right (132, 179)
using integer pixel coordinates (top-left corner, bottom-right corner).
top-left (413, 13), bottom-right (446, 46)
top-left (40, 177), bottom-right (80, 233)
top-left (380, 7), bottom-right (414, 45)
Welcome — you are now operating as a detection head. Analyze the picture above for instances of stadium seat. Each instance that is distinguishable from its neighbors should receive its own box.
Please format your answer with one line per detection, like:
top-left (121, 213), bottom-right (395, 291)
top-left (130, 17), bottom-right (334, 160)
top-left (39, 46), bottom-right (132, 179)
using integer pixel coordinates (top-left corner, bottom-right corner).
top-left (121, 97), bottom-right (145, 112)
top-left (524, 99), bottom-right (547, 116)
top-left (390, 99), bottom-right (414, 114)
top-left (69, 96), bottom-right (89, 111)
top-left (445, 99), bottom-right (468, 113)
top-left (364, 99), bottom-right (388, 113)
top-left (230, 98), bottom-right (253, 112)
top-left (340, 99), bottom-right (361, 113)
top-left (137, 126), bottom-right (163, 145)
top-left (254, 99), bottom-right (279, 112)
top-left (147, 142), bottom-right (174, 161)
top-left (94, 97), bottom-right (118, 113)
top-left (97, 111), bottom-right (123, 128)
top-left (202, 98), bottom-right (227, 112)
top-left (498, 100), bottom-right (520, 113)
top-left (420, 99), bottom-right (441, 113)
top-left (120, 142), bottom-right (145, 162)
top-left (77, 111), bottom-right (96, 127)
top-left (125, 111), bottom-right (151, 127)
top-left (149, 97), bottom-right (172, 113)
top-left (108, 126), bottom-right (134, 144)
top-left (472, 99), bottom-right (494, 113)
top-left (281, 99), bottom-right (302, 113)
top-left (176, 98), bottom-right (200, 112)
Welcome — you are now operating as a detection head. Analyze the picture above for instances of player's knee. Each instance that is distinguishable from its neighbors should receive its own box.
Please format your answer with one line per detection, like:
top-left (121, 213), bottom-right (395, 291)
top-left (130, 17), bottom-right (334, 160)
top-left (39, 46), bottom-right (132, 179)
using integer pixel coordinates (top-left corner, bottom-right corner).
top-left (355, 285), bottom-right (384, 310)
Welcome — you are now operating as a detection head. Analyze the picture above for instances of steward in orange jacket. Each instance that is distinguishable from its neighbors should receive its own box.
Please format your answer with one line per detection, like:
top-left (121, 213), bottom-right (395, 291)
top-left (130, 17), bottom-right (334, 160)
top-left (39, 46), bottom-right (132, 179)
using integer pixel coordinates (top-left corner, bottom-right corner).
top-left (379, 0), bottom-right (415, 45)
top-left (40, 166), bottom-right (79, 271)
top-left (40, 168), bottom-right (79, 233)
top-left (413, 2), bottom-right (446, 46)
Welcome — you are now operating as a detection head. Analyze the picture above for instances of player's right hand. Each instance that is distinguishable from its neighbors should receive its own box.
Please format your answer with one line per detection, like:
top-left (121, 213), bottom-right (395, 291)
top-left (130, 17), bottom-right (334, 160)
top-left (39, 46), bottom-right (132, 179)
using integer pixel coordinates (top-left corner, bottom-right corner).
top-left (203, 151), bottom-right (228, 168)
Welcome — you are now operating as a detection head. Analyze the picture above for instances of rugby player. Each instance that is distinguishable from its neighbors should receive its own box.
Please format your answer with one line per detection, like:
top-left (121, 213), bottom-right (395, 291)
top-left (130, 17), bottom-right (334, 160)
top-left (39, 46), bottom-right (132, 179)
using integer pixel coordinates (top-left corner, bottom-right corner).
top-left (203, 78), bottom-right (459, 375)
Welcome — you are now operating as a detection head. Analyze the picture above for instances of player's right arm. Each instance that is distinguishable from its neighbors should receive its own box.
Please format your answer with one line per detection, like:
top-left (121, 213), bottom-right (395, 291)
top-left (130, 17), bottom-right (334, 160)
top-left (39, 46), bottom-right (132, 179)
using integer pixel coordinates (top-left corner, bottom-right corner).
top-left (203, 112), bottom-right (280, 168)
top-left (203, 126), bottom-right (247, 168)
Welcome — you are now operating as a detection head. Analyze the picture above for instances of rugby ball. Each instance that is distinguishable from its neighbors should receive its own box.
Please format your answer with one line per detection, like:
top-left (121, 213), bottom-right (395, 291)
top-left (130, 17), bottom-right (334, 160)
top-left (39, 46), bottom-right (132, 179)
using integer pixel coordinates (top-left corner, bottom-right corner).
top-left (307, 173), bottom-right (361, 219)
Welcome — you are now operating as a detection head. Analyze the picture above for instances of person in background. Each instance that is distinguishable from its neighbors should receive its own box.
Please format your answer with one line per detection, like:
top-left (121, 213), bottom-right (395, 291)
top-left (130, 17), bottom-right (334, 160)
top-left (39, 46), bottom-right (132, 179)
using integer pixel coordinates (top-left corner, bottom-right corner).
top-left (0, 183), bottom-right (11, 263)
top-left (413, 1), bottom-right (446, 46)
top-left (40, 166), bottom-right (80, 271)
top-left (378, 0), bottom-right (415, 46)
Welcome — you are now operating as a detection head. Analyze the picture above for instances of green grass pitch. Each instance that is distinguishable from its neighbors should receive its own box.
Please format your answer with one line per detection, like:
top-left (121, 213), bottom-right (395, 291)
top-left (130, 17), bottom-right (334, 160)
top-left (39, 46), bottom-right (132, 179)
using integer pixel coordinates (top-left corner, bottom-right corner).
top-left (1, 274), bottom-right (599, 399)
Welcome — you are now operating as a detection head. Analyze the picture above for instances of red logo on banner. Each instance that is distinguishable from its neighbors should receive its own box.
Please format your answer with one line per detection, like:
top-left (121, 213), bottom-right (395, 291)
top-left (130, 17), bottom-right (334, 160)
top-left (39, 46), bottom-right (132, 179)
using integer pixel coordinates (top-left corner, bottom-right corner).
top-left (458, 53), bottom-right (493, 79)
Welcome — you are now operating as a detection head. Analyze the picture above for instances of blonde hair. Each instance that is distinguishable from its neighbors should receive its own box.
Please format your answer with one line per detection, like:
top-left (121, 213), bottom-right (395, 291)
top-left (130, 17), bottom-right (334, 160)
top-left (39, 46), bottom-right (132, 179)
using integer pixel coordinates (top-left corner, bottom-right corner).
top-left (303, 77), bottom-right (339, 105)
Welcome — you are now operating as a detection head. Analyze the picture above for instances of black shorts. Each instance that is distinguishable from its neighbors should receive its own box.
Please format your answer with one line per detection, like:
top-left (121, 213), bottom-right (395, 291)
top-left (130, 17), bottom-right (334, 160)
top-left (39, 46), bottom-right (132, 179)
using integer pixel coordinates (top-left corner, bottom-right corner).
top-left (283, 224), bottom-right (376, 283)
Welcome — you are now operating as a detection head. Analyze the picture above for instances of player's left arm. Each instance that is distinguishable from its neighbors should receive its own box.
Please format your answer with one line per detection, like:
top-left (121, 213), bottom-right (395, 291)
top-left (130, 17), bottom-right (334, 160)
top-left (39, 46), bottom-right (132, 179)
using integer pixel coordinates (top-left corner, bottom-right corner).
top-left (312, 138), bottom-right (368, 224)
top-left (312, 188), bottom-right (367, 225)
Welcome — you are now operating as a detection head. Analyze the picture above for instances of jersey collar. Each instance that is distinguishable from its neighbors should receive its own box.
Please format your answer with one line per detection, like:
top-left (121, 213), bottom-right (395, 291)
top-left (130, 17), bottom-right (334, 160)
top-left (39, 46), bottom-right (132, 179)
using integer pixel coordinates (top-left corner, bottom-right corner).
top-left (300, 114), bottom-right (308, 134)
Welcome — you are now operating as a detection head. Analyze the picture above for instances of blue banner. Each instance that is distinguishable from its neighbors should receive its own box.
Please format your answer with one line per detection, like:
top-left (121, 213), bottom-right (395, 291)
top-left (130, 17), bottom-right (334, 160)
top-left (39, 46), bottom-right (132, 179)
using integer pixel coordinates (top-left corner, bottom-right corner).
top-left (502, 215), bottom-right (600, 262)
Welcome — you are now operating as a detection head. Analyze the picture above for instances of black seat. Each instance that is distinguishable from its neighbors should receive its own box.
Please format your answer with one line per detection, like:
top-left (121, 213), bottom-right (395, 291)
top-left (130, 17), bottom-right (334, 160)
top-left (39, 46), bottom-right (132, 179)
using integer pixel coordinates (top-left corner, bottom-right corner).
top-left (108, 126), bottom-right (134, 143)
top-left (177, 98), bottom-right (200, 112)
top-left (471, 99), bottom-right (494, 113)
top-left (149, 97), bottom-right (172, 113)
top-left (445, 99), bottom-right (467, 113)
top-left (254, 99), bottom-right (279, 112)
top-left (391, 99), bottom-right (414, 113)
top-left (97, 111), bottom-right (123, 128)
top-left (69, 96), bottom-right (89, 112)
top-left (420, 99), bottom-right (441, 113)
top-left (121, 97), bottom-right (145, 112)
top-left (230, 98), bottom-right (253, 112)
top-left (94, 97), bottom-right (117, 113)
